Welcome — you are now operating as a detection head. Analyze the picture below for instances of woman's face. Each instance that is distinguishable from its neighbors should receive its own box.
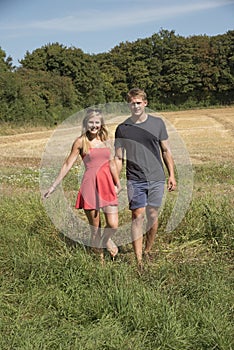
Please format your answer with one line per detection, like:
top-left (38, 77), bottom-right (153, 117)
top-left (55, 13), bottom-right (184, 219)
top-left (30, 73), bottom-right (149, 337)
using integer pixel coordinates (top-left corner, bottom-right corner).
top-left (87, 116), bottom-right (102, 134)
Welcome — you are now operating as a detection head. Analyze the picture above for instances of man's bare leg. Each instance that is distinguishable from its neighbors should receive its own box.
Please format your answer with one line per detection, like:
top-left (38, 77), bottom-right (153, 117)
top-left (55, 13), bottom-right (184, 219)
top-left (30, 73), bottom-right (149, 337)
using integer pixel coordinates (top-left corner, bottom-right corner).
top-left (144, 206), bottom-right (159, 258)
top-left (131, 207), bottom-right (145, 265)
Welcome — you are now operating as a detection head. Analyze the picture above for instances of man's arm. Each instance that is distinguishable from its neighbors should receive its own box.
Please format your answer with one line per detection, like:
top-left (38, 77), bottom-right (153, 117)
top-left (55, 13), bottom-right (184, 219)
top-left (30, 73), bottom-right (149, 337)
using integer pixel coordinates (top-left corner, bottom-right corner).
top-left (160, 139), bottom-right (176, 192)
top-left (114, 147), bottom-right (124, 176)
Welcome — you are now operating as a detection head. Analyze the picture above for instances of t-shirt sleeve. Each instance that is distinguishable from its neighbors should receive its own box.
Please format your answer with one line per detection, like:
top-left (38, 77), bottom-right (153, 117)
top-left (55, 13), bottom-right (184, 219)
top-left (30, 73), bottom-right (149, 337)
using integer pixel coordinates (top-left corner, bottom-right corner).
top-left (159, 119), bottom-right (168, 140)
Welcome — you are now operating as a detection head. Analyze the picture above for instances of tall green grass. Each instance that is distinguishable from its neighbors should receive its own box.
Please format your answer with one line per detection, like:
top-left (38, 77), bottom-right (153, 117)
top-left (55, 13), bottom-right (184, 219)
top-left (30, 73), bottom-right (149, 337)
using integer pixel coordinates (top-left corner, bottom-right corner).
top-left (0, 162), bottom-right (233, 349)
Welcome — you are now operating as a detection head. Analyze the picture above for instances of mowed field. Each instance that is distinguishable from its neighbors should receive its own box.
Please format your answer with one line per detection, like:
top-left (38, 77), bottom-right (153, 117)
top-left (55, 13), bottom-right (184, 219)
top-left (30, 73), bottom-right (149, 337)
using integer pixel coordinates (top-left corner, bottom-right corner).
top-left (0, 107), bottom-right (233, 350)
top-left (0, 106), bottom-right (233, 169)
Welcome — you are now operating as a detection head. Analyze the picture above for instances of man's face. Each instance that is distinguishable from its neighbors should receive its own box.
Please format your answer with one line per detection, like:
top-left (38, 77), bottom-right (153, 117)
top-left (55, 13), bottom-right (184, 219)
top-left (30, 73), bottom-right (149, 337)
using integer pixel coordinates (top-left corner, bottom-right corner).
top-left (129, 97), bottom-right (147, 116)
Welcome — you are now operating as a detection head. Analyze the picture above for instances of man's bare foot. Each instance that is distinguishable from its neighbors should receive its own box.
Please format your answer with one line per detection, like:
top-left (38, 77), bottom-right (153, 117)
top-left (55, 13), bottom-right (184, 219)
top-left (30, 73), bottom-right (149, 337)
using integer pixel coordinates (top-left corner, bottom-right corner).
top-left (143, 251), bottom-right (154, 263)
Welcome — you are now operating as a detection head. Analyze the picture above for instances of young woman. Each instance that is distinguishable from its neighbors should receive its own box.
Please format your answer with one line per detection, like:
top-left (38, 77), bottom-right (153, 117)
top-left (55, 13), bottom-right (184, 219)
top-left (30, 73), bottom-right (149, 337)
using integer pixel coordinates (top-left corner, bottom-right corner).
top-left (44, 109), bottom-right (121, 261)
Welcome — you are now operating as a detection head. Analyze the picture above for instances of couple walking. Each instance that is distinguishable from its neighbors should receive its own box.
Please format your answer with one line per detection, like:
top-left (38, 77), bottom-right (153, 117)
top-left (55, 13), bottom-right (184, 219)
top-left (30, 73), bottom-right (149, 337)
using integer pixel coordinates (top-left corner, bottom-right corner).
top-left (44, 88), bottom-right (176, 270)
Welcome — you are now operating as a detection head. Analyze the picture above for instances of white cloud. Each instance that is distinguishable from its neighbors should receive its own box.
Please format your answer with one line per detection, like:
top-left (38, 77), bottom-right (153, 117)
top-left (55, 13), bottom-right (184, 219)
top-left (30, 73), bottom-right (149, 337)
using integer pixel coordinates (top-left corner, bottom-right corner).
top-left (1, 0), bottom-right (234, 32)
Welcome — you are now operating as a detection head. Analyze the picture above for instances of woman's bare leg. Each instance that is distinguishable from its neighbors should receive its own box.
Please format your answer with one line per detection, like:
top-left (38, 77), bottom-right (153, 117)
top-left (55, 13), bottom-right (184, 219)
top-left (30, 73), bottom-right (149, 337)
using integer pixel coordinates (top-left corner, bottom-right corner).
top-left (102, 205), bottom-right (118, 257)
top-left (84, 209), bottom-right (103, 262)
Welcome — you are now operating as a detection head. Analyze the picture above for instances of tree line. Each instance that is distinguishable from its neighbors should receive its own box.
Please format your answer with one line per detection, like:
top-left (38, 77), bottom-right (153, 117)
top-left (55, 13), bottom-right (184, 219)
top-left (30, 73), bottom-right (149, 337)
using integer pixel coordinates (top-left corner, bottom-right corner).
top-left (0, 29), bottom-right (233, 125)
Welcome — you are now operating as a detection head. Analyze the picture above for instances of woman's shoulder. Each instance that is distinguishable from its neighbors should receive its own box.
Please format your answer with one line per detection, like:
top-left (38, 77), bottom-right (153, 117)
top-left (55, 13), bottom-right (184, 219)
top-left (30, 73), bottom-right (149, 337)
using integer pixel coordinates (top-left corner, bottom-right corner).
top-left (72, 136), bottom-right (83, 149)
top-left (104, 138), bottom-right (114, 148)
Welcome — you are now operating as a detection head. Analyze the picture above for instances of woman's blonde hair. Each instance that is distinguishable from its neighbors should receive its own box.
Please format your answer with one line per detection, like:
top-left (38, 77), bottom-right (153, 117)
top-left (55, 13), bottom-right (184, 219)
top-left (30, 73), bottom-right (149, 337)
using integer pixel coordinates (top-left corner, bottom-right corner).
top-left (81, 109), bottom-right (108, 154)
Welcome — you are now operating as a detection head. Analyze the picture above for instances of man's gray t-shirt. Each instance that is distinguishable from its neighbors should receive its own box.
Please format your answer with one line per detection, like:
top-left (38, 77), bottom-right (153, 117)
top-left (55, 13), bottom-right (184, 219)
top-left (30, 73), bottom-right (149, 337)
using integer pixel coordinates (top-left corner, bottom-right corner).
top-left (115, 115), bottom-right (168, 181)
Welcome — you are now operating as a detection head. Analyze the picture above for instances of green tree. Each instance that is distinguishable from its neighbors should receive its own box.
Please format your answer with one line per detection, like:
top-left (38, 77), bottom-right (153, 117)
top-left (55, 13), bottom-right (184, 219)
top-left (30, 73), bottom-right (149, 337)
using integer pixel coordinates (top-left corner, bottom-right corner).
top-left (1, 30), bottom-right (234, 126)
top-left (0, 67), bottom-right (77, 124)
top-left (210, 31), bottom-right (234, 104)
top-left (20, 43), bottom-right (105, 108)
top-left (0, 47), bottom-right (14, 72)
top-left (150, 30), bottom-right (195, 106)
top-left (0, 71), bottom-right (20, 122)
top-left (95, 49), bottom-right (128, 101)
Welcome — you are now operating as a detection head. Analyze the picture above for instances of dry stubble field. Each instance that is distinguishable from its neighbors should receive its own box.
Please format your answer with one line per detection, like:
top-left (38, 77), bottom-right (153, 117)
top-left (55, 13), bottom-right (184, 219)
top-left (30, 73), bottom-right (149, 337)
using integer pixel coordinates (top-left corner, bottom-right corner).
top-left (0, 106), bottom-right (233, 170)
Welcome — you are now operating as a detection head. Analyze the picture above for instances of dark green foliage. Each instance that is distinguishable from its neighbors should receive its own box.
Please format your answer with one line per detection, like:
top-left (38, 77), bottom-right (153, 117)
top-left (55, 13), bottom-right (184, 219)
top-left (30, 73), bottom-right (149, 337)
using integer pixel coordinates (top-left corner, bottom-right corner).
top-left (0, 47), bottom-right (14, 71)
top-left (20, 43), bottom-right (106, 107)
top-left (0, 68), bottom-right (77, 125)
top-left (0, 29), bottom-right (234, 126)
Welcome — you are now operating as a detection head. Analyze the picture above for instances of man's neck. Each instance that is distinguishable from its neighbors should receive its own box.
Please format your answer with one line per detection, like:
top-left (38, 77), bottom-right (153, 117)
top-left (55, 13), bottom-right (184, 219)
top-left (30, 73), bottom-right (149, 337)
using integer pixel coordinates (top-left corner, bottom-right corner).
top-left (131, 112), bottom-right (148, 124)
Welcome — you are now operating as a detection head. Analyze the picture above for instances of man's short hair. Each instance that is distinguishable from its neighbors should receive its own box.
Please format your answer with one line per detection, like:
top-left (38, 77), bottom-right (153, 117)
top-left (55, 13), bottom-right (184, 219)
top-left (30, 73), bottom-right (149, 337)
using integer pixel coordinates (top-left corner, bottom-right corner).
top-left (126, 88), bottom-right (147, 102)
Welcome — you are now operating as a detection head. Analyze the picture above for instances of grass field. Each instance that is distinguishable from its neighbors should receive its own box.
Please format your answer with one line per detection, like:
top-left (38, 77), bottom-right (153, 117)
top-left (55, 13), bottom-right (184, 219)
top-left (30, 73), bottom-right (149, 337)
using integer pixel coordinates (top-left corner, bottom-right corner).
top-left (0, 107), bottom-right (233, 349)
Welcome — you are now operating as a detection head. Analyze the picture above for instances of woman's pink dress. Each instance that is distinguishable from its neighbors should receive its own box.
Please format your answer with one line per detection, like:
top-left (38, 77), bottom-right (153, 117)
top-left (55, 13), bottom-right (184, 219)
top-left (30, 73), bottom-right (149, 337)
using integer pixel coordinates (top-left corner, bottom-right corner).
top-left (75, 148), bottom-right (118, 210)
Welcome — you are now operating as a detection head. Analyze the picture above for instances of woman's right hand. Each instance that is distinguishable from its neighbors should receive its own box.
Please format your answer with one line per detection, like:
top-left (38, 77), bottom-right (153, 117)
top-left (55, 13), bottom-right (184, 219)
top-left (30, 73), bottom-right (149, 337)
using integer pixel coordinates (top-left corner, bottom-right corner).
top-left (44, 185), bottom-right (56, 199)
top-left (115, 183), bottom-right (122, 195)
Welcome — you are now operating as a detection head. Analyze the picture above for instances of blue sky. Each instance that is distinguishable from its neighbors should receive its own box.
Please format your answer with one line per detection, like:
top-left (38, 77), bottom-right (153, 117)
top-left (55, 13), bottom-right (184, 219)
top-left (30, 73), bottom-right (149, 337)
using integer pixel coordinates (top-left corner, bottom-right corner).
top-left (0, 0), bottom-right (233, 66)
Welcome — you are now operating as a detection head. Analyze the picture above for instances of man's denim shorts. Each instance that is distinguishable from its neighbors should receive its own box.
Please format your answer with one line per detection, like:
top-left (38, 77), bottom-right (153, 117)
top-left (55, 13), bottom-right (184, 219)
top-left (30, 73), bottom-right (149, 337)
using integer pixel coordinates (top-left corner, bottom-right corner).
top-left (127, 180), bottom-right (165, 210)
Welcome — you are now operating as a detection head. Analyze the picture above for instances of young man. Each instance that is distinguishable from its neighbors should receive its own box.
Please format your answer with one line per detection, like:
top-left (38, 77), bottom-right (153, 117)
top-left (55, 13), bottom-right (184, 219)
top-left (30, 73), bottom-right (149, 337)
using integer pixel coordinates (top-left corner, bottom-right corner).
top-left (115, 88), bottom-right (176, 270)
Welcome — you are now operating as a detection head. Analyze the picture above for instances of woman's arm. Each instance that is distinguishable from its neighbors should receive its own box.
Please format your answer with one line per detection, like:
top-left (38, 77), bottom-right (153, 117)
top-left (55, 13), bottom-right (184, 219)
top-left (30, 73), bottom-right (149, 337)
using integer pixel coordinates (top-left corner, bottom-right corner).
top-left (44, 138), bottom-right (82, 198)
